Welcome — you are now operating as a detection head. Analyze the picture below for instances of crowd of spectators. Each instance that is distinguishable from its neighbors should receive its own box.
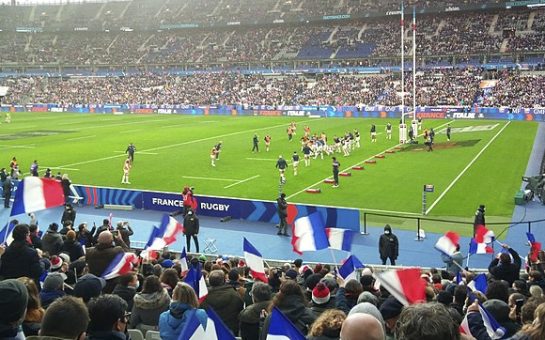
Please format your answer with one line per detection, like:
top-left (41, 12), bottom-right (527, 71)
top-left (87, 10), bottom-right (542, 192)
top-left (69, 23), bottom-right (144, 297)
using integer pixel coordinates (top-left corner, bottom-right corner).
top-left (2, 69), bottom-right (545, 108)
top-left (1, 9), bottom-right (544, 66)
top-left (2, 217), bottom-right (545, 339)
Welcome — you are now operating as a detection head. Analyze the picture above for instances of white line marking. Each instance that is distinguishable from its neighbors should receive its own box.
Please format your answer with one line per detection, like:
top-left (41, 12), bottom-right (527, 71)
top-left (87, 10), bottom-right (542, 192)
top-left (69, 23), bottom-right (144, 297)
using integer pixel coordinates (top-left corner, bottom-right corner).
top-left (67, 135), bottom-right (96, 141)
top-left (41, 166), bottom-right (80, 171)
top-left (47, 118), bottom-right (325, 169)
top-left (363, 208), bottom-right (423, 216)
top-left (182, 176), bottom-right (239, 182)
top-left (246, 158), bottom-right (278, 161)
top-left (425, 121), bottom-right (511, 214)
top-left (224, 175), bottom-right (261, 189)
top-left (113, 151), bottom-right (159, 155)
top-left (120, 129), bottom-right (142, 134)
top-left (287, 120), bottom-right (455, 200)
top-left (0, 144), bottom-right (36, 149)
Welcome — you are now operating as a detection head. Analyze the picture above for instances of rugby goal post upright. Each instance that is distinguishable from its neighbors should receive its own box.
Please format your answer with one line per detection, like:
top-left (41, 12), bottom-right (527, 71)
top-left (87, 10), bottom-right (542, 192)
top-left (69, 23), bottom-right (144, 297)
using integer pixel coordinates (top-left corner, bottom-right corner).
top-left (399, 4), bottom-right (407, 144)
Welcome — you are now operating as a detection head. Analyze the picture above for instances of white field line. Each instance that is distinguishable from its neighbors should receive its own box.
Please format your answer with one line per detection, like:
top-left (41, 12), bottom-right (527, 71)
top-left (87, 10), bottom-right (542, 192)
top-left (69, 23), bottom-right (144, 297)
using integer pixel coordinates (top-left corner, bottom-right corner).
top-left (113, 151), bottom-right (158, 155)
top-left (41, 166), bottom-right (80, 171)
top-left (119, 129), bottom-right (142, 134)
top-left (182, 176), bottom-right (239, 182)
top-left (0, 144), bottom-right (36, 149)
top-left (286, 120), bottom-right (455, 200)
top-left (224, 175), bottom-right (261, 189)
top-left (425, 120), bottom-right (511, 214)
top-left (246, 158), bottom-right (278, 161)
top-left (48, 117), bottom-right (324, 170)
top-left (67, 135), bottom-right (96, 141)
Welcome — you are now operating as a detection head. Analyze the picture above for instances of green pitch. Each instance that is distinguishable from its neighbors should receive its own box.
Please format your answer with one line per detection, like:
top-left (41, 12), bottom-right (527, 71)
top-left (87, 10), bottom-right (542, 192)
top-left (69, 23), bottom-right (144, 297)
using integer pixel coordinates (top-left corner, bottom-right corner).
top-left (1, 112), bottom-right (537, 236)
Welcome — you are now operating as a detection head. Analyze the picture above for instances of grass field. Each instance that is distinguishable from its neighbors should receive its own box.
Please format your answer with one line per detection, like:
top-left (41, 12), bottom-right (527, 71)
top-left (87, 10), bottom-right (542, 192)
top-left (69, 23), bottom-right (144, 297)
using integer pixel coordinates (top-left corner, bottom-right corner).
top-left (0, 112), bottom-right (537, 235)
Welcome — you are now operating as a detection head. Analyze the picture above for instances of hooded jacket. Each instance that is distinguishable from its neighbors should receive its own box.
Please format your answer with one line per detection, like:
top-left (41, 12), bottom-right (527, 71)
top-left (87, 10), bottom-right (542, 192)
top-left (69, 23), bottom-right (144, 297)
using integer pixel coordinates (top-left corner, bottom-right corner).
top-left (379, 225), bottom-right (398, 260)
top-left (159, 303), bottom-right (207, 340)
top-left (130, 289), bottom-right (170, 329)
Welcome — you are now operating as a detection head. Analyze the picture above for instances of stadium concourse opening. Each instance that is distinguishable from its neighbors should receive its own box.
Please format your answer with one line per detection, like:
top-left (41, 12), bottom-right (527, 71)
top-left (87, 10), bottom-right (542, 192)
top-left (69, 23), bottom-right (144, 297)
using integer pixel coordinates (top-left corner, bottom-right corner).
top-left (1, 1), bottom-right (545, 339)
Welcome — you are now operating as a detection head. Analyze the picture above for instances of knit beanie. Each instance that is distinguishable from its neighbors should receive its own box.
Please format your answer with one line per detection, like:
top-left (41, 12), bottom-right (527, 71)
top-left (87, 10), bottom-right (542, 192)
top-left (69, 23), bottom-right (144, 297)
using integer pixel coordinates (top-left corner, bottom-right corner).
top-left (312, 282), bottom-right (331, 305)
top-left (50, 255), bottom-right (63, 271)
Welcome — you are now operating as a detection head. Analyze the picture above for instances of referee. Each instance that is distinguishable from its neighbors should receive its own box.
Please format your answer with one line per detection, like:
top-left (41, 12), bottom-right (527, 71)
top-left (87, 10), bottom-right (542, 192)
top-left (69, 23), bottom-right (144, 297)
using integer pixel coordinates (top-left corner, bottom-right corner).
top-left (332, 157), bottom-right (340, 188)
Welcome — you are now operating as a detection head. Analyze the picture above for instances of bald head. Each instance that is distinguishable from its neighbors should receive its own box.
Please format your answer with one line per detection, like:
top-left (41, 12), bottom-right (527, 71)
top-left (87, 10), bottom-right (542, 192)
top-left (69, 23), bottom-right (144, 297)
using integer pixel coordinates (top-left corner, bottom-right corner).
top-left (341, 313), bottom-right (385, 340)
top-left (97, 230), bottom-right (113, 245)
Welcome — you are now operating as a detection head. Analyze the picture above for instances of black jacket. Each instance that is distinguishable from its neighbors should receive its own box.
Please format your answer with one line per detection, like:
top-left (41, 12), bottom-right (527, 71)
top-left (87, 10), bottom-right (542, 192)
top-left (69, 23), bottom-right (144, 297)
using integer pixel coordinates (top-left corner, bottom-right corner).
top-left (183, 214), bottom-right (199, 236)
top-left (239, 300), bottom-right (270, 340)
top-left (77, 226), bottom-right (96, 248)
top-left (30, 234), bottom-right (43, 250)
top-left (112, 284), bottom-right (137, 311)
top-left (61, 239), bottom-right (85, 262)
top-left (379, 227), bottom-right (399, 260)
top-left (42, 230), bottom-right (64, 256)
top-left (61, 209), bottom-right (76, 226)
top-left (260, 295), bottom-right (316, 339)
top-left (0, 240), bottom-right (42, 285)
top-left (201, 285), bottom-right (244, 336)
top-left (118, 226), bottom-right (134, 248)
top-left (488, 248), bottom-right (521, 285)
top-left (276, 197), bottom-right (287, 217)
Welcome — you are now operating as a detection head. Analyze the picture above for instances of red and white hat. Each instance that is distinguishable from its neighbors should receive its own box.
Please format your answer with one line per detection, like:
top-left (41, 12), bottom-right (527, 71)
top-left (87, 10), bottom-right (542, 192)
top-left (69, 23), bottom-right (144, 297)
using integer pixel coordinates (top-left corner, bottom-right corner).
top-left (312, 282), bottom-right (331, 305)
top-left (50, 256), bottom-right (63, 271)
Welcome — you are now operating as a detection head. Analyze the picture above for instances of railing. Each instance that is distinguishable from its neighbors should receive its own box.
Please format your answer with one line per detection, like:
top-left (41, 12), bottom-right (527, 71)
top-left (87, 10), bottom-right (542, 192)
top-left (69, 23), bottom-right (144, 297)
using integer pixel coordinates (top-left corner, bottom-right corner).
top-left (362, 211), bottom-right (545, 241)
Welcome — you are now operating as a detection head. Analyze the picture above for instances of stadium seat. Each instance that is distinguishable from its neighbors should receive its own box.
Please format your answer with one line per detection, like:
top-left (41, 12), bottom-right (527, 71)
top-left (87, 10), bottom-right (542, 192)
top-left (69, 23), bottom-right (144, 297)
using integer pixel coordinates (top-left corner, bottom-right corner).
top-left (128, 329), bottom-right (144, 340)
top-left (145, 330), bottom-right (161, 340)
top-left (204, 238), bottom-right (218, 254)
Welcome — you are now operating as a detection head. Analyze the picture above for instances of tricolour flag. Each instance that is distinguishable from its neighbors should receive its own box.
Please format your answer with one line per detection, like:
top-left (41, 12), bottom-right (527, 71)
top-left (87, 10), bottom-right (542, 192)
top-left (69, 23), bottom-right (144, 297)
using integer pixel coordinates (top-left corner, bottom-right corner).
top-left (204, 308), bottom-right (236, 340)
top-left (141, 214), bottom-right (184, 258)
top-left (180, 247), bottom-right (189, 275)
top-left (177, 309), bottom-right (207, 340)
top-left (469, 238), bottom-right (493, 255)
top-left (374, 268), bottom-right (426, 306)
top-left (101, 252), bottom-right (138, 280)
top-left (527, 232), bottom-right (541, 263)
top-left (469, 226), bottom-right (495, 255)
top-left (434, 231), bottom-right (460, 257)
top-left (467, 273), bottom-right (488, 293)
top-left (0, 220), bottom-right (18, 245)
top-left (325, 227), bottom-right (355, 251)
top-left (338, 255), bottom-right (364, 281)
top-left (184, 264), bottom-right (208, 303)
top-left (291, 212), bottom-right (329, 255)
top-left (243, 238), bottom-right (268, 283)
top-left (460, 303), bottom-right (506, 339)
top-left (10, 177), bottom-right (65, 216)
top-left (265, 307), bottom-right (306, 340)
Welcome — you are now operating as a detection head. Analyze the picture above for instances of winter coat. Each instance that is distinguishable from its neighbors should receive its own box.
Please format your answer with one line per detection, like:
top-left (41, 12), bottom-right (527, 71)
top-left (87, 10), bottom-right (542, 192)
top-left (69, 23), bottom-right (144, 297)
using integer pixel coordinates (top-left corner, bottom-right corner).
top-left (85, 243), bottom-right (126, 277)
top-left (61, 209), bottom-right (76, 226)
top-left (442, 251), bottom-right (464, 275)
top-left (61, 239), bottom-right (84, 262)
top-left (112, 284), bottom-right (137, 311)
top-left (118, 226), bottom-right (133, 248)
top-left (93, 225), bottom-right (110, 244)
top-left (276, 197), bottom-right (287, 217)
top-left (488, 248), bottom-right (522, 285)
top-left (30, 234), bottom-right (43, 250)
top-left (310, 299), bottom-right (336, 318)
top-left (130, 289), bottom-right (171, 329)
top-left (0, 240), bottom-right (42, 285)
top-left (42, 230), bottom-right (64, 256)
top-left (260, 295), bottom-right (316, 339)
top-left (466, 310), bottom-right (530, 340)
top-left (159, 302), bottom-right (207, 340)
top-left (335, 287), bottom-right (358, 315)
top-left (379, 227), bottom-right (398, 260)
top-left (239, 300), bottom-right (270, 340)
top-left (201, 285), bottom-right (244, 336)
top-left (39, 290), bottom-right (65, 309)
top-left (183, 214), bottom-right (199, 236)
top-left (76, 227), bottom-right (96, 248)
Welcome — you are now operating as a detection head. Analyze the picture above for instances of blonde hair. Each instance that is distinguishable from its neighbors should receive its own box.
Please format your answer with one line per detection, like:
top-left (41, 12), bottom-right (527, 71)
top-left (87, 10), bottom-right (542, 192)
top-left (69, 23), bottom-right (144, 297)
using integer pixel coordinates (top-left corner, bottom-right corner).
top-left (172, 282), bottom-right (199, 308)
top-left (308, 309), bottom-right (346, 337)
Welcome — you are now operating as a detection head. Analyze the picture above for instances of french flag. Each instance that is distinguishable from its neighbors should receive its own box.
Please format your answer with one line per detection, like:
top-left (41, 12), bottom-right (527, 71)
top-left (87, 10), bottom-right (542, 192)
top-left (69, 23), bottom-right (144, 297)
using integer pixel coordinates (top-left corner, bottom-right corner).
top-left (325, 228), bottom-right (355, 252)
top-left (527, 232), bottom-right (541, 263)
top-left (180, 247), bottom-right (189, 276)
top-left (469, 226), bottom-right (495, 255)
top-left (265, 307), bottom-right (306, 340)
top-left (434, 231), bottom-right (460, 257)
top-left (467, 273), bottom-right (488, 293)
top-left (184, 263), bottom-right (208, 303)
top-left (374, 268), bottom-right (426, 306)
top-left (291, 212), bottom-right (329, 255)
top-left (141, 214), bottom-right (184, 257)
top-left (243, 238), bottom-right (268, 283)
top-left (101, 252), bottom-right (138, 280)
top-left (460, 303), bottom-right (506, 339)
top-left (11, 177), bottom-right (65, 216)
top-left (204, 308), bottom-right (236, 340)
top-left (338, 255), bottom-right (365, 281)
top-left (177, 310), bottom-right (207, 340)
top-left (0, 220), bottom-right (18, 245)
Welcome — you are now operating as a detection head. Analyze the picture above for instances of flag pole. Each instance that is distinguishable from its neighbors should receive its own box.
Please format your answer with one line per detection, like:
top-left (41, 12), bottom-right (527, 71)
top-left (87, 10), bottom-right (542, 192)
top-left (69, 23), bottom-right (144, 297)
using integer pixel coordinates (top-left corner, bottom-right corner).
top-left (466, 253), bottom-right (471, 269)
top-left (329, 248), bottom-right (340, 274)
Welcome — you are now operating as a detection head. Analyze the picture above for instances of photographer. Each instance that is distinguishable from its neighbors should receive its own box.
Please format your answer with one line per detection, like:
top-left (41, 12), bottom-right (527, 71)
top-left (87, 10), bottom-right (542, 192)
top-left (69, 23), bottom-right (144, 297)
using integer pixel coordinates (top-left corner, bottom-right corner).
top-left (116, 221), bottom-right (134, 249)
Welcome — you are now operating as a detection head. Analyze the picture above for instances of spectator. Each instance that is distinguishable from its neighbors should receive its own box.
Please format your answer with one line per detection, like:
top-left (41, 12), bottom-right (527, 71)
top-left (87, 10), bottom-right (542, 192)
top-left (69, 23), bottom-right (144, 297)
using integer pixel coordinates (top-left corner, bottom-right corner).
top-left (38, 296), bottom-right (89, 340)
top-left (379, 296), bottom-right (404, 338)
top-left (93, 219), bottom-right (111, 244)
top-left (395, 302), bottom-right (459, 340)
top-left (336, 278), bottom-right (363, 315)
top-left (40, 272), bottom-right (66, 309)
top-left (340, 313), bottom-right (384, 340)
top-left (201, 270), bottom-right (244, 335)
top-left (86, 230), bottom-right (128, 291)
top-left (130, 275), bottom-right (170, 332)
top-left (61, 230), bottom-right (85, 262)
top-left (116, 221), bottom-right (134, 249)
top-left (112, 273), bottom-right (139, 311)
top-left (488, 243), bottom-right (522, 285)
top-left (28, 224), bottom-right (42, 250)
top-left (0, 224), bottom-right (42, 286)
top-left (262, 280), bottom-right (316, 337)
top-left (42, 222), bottom-right (63, 256)
top-left (87, 294), bottom-right (131, 340)
top-left (61, 204), bottom-right (76, 228)
top-left (17, 277), bottom-right (44, 337)
top-left (307, 309), bottom-right (346, 340)
top-left (0, 279), bottom-right (28, 340)
top-left (483, 299), bottom-right (520, 337)
top-left (529, 285), bottom-right (543, 299)
top-left (160, 268), bottom-right (179, 297)
top-left (442, 244), bottom-right (464, 275)
top-left (239, 281), bottom-right (272, 340)
top-left (76, 222), bottom-right (96, 248)
top-left (159, 282), bottom-right (207, 340)
top-left (73, 274), bottom-right (107, 304)
top-left (310, 282), bottom-right (333, 317)
top-left (348, 302), bottom-right (385, 334)
top-left (60, 220), bottom-right (74, 239)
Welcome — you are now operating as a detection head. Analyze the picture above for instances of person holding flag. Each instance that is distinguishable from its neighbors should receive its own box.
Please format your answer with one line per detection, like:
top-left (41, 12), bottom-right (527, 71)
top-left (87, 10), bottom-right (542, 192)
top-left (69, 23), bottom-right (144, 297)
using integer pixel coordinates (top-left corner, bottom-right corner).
top-left (0, 224), bottom-right (42, 287)
top-left (488, 243), bottom-right (521, 285)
